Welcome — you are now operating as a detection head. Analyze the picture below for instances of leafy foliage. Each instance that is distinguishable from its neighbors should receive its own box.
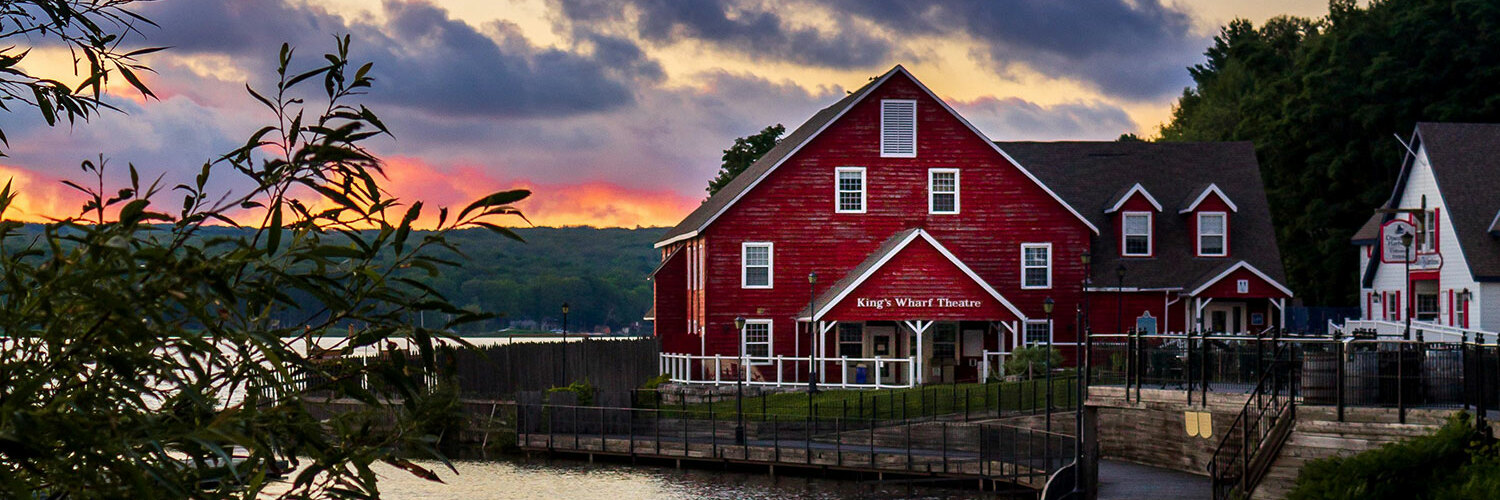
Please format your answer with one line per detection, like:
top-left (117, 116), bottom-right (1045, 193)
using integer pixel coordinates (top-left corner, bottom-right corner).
top-left (1157, 0), bottom-right (1500, 305)
top-left (1005, 346), bottom-right (1064, 379)
top-left (1287, 412), bottom-right (1499, 499)
top-left (706, 124), bottom-right (784, 196)
top-left (0, 38), bottom-right (529, 498)
top-left (0, 1), bottom-right (162, 149)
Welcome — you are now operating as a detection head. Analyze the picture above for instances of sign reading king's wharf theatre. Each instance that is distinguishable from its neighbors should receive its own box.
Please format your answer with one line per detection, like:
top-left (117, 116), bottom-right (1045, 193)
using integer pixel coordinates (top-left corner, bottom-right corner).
top-left (856, 297), bottom-right (984, 310)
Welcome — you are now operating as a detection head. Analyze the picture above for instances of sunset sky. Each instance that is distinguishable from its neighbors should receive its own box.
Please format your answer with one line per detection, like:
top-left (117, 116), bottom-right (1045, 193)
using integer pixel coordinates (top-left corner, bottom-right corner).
top-left (0, 0), bottom-right (1343, 227)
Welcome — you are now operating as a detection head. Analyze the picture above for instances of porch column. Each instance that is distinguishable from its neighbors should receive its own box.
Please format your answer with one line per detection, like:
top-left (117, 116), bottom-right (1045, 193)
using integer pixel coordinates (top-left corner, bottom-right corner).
top-left (1273, 298), bottom-right (1287, 331)
top-left (819, 320), bottom-right (837, 384)
top-left (904, 320), bottom-right (933, 384)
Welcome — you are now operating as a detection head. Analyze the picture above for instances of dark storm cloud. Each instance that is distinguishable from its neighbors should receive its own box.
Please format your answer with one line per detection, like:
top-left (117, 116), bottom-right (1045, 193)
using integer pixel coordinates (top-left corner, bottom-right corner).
top-left (555, 0), bottom-right (899, 68)
top-left (832, 0), bottom-right (1206, 99)
top-left (138, 0), bottom-right (658, 118)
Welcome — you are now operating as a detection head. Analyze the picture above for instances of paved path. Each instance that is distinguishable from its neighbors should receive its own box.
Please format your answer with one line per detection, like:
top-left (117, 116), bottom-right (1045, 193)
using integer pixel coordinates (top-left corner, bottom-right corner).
top-left (1098, 460), bottom-right (1209, 500)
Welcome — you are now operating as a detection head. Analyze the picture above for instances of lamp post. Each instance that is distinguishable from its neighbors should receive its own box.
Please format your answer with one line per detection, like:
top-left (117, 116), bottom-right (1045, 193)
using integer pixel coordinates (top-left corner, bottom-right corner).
top-left (808, 271), bottom-right (820, 394)
top-left (1044, 297), bottom-right (1055, 433)
top-left (1116, 264), bottom-right (1128, 393)
top-left (1075, 252), bottom-right (1090, 497)
top-left (1401, 232), bottom-right (1414, 341)
top-left (735, 316), bottom-right (747, 445)
top-left (561, 302), bottom-right (570, 384)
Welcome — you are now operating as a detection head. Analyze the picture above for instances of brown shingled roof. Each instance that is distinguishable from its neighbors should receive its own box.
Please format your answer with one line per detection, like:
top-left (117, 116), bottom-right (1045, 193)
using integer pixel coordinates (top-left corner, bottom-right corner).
top-left (998, 141), bottom-right (1288, 291)
top-left (1414, 122), bottom-right (1500, 280)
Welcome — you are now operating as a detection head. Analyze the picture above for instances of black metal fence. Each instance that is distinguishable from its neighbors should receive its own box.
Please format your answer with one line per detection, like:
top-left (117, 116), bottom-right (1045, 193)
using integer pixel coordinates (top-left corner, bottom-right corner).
top-left (1089, 331), bottom-right (1500, 423)
top-left (515, 402), bottom-right (1075, 486)
top-left (333, 338), bottom-right (660, 398)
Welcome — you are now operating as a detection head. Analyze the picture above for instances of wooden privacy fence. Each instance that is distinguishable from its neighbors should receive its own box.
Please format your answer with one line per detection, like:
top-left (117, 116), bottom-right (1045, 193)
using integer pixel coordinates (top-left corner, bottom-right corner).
top-left (439, 337), bottom-right (660, 397)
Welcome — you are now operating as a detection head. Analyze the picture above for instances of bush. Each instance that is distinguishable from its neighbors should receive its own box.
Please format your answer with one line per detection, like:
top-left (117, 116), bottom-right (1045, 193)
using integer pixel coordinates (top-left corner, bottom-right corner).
top-left (548, 379), bottom-right (595, 406)
top-left (1005, 346), bottom-right (1064, 379)
top-left (1288, 412), bottom-right (1495, 500)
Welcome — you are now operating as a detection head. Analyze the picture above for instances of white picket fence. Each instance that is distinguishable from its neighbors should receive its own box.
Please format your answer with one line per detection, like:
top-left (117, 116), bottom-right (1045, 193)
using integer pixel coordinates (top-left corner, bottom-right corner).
top-left (659, 353), bottom-right (917, 389)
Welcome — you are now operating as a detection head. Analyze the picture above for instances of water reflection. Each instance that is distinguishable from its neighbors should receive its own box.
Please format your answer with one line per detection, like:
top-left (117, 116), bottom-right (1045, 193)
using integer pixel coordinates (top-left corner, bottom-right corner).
top-left (364, 455), bottom-right (1004, 499)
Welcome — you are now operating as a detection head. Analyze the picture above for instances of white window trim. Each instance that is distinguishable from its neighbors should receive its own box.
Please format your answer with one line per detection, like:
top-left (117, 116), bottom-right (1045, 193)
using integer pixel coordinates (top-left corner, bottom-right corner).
top-left (835, 166), bottom-right (867, 214)
top-left (741, 241), bottom-right (773, 289)
top-left (741, 319), bottom-right (773, 365)
top-left (1122, 211), bottom-right (1153, 256)
top-left (1198, 211), bottom-right (1228, 257)
top-left (1023, 319), bottom-right (1054, 347)
top-left (928, 168), bottom-right (959, 214)
top-left (1020, 242), bottom-right (1052, 290)
top-left (880, 99), bottom-right (917, 158)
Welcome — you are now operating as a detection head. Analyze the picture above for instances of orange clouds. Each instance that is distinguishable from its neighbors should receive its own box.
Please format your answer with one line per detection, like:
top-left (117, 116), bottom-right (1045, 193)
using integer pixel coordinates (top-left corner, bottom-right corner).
top-left (372, 156), bottom-right (697, 228)
top-left (0, 165), bottom-right (89, 222)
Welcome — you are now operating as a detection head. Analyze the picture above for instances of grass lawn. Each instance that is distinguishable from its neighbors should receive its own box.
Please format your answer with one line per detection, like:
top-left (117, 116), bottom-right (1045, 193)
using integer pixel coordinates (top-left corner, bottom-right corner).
top-left (648, 375), bottom-right (1080, 421)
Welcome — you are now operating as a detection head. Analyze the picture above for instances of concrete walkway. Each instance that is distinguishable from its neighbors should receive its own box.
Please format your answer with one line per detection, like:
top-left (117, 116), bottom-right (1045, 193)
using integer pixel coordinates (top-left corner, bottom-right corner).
top-left (1098, 460), bottom-right (1209, 500)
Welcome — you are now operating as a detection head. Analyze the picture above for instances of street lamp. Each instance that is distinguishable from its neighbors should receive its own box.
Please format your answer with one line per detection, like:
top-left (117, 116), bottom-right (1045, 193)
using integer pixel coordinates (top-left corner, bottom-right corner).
top-left (1401, 232), bottom-right (1414, 341)
top-left (735, 316), bottom-right (747, 445)
top-left (1044, 297), bottom-right (1055, 433)
top-left (561, 302), bottom-right (570, 384)
top-left (1075, 252), bottom-right (1090, 497)
top-left (808, 272), bottom-right (820, 394)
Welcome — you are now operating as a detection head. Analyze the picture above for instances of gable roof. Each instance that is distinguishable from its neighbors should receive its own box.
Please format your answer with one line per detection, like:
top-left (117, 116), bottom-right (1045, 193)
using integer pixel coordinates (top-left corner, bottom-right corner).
top-left (798, 228), bottom-right (1027, 321)
top-left (1413, 122), bottom-right (1500, 281)
top-left (655, 65), bottom-right (1096, 248)
top-left (999, 141), bottom-right (1288, 291)
top-left (1104, 183), bottom-right (1163, 213)
top-left (1187, 260), bottom-right (1295, 297)
top-left (1351, 213), bottom-right (1383, 245)
top-left (1179, 184), bottom-right (1239, 213)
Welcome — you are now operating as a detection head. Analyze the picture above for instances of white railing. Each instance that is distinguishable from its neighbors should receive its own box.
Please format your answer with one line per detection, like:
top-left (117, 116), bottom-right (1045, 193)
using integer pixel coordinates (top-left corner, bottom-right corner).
top-left (1337, 319), bottom-right (1496, 343)
top-left (659, 353), bottom-right (917, 389)
top-left (979, 350), bottom-right (1010, 382)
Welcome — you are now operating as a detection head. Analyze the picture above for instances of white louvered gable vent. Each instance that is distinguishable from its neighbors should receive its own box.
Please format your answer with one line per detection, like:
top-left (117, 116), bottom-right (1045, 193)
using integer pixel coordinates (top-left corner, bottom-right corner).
top-left (881, 99), bottom-right (916, 158)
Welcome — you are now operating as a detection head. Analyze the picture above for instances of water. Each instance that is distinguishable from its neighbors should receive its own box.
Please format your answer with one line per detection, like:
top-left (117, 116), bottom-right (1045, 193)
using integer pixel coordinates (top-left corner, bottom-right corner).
top-left (346, 455), bottom-right (1007, 499)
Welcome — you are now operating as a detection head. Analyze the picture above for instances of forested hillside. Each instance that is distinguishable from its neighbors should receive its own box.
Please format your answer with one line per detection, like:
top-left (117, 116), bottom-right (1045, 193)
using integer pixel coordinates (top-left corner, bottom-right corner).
top-left (3, 224), bottom-right (666, 333)
top-left (1158, 0), bottom-right (1500, 306)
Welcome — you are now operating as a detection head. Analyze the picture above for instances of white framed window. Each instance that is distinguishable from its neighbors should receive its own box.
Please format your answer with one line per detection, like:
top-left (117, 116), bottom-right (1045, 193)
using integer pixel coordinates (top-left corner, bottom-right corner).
top-left (1024, 320), bottom-right (1052, 346)
top-left (928, 168), bottom-right (959, 214)
top-left (1236, 279), bottom-right (1249, 294)
top-left (1457, 293), bottom-right (1469, 328)
top-left (1021, 243), bottom-right (1052, 289)
top-left (1198, 212), bottom-right (1227, 256)
top-left (1122, 212), bottom-right (1152, 256)
top-left (742, 319), bottom-right (772, 364)
top-left (881, 99), bottom-right (916, 158)
top-left (835, 167), bottom-right (866, 213)
top-left (741, 242), bottom-right (773, 289)
top-left (1387, 293), bottom-right (1401, 320)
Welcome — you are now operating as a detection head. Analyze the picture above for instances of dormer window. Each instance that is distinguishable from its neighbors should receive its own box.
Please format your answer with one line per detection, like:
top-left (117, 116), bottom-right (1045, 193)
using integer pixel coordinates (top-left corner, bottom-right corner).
top-left (881, 100), bottom-right (916, 158)
top-left (1122, 212), bottom-right (1152, 256)
top-left (928, 168), bottom-right (958, 214)
top-left (1198, 212), bottom-right (1227, 256)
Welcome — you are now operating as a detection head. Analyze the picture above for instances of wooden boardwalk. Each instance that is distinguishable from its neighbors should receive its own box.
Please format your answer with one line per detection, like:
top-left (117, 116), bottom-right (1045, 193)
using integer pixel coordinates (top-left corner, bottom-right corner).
top-left (517, 405), bottom-right (1074, 492)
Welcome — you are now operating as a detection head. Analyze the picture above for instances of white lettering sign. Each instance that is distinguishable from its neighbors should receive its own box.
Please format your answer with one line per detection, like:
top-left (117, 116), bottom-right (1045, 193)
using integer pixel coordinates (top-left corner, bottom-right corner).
top-left (855, 296), bottom-right (982, 309)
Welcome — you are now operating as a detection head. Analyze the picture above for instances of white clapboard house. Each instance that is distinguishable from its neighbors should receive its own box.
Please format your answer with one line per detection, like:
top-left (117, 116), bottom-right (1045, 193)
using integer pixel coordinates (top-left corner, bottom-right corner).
top-left (1351, 123), bottom-right (1500, 334)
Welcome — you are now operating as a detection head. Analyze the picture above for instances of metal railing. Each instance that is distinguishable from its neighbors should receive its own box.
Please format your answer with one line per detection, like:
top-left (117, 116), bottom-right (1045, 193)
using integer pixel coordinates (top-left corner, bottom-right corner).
top-left (516, 402), bottom-right (1074, 488)
top-left (660, 352), bottom-right (917, 388)
top-left (1207, 342), bottom-right (1298, 500)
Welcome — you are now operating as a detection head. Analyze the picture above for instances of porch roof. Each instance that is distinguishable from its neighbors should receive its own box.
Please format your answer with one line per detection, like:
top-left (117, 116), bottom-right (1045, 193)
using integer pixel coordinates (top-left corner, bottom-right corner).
top-left (797, 228), bottom-right (1027, 322)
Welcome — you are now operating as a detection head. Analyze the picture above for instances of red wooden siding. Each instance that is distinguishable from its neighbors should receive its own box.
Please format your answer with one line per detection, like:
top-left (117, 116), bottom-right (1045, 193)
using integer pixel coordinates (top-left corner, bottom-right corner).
top-left (820, 237), bottom-right (1021, 322)
top-left (694, 71), bottom-right (1091, 358)
top-left (652, 245), bottom-right (691, 354)
top-left (1197, 267), bottom-right (1290, 299)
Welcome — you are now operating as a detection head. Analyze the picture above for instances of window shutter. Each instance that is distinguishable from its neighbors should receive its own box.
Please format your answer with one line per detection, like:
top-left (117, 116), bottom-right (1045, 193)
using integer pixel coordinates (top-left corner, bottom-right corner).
top-left (882, 100), bottom-right (916, 157)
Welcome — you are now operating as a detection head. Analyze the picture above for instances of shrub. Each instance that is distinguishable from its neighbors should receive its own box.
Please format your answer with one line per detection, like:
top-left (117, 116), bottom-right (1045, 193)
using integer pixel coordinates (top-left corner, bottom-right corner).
top-left (1005, 346), bottom-right (1064, 379)
top-left (1288, 412), bottom-right (1492, 500)
top-left (548, 378), bottom-right (596, 406)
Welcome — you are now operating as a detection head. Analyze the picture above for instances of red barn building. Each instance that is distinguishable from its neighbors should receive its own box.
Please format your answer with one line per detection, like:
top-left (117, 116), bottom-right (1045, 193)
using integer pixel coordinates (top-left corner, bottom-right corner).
top-left (649, 66), bottom-right (1292, 388)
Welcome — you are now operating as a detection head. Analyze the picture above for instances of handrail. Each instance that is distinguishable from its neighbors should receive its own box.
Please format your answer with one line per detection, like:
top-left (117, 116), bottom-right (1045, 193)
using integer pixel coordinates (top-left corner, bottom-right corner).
top-left (1206, 341), bottom-right (1297, 500)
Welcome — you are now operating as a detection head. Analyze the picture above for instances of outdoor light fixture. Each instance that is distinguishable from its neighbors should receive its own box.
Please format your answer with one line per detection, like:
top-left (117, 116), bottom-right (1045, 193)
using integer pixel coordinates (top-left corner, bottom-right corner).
top-left (1080, 251), bottom-right (1091, 266)
top-left (1043, 297), bottom-right (1055, 315)
top-left (560, 301), bottom-right (571, 385)
top-left (1043, 296), bottom-right (1055, 433)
